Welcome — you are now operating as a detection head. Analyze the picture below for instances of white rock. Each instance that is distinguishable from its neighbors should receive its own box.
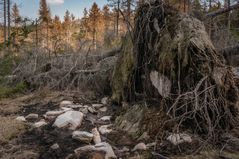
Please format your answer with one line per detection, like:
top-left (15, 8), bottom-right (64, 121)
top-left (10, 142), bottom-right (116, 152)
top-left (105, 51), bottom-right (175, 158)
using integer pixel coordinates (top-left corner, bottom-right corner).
top-left (92, 104), bottom-right (104, 109)
top-left (88, 107), bottom-right (97, 114)
top-left (50, 143), bottom-right (60, 150)
top-left (25, 113), bottom-right (39, 120)
top-left (146, 142), bottom-right (156, 148)
top-left (67, 104), bottom-right (83, 109)
top-left (60, 100), bottom-right (73, 107)
top-left (99, 125), bottom-right (112, 135)
top-left (80, 107), bottom-right (88, 114)
top-left (46, 110), bottom-right (64, 116)
top-left (34, 119), bottom-right (47, 128)
top-left (92, 128), bottom-right (101, 144)
top-left (101, 97), bottom-right (109, 105)
top-left (53, 111), bottom-right (84, 130)
top-left (72, 131), bottom-right (93, 143)
top-left (167, 133), bottom-right (192, 146)
top-left (99, 107), bottom-right (108, 112)
top-left (132, 143), bottom-right (147, 151)
top-left (74, 142), bottom-right (117, 158)
top-left (99, 116), bottom-right (111, 121)
top-left (94, 142), bottom-right (117, 159)
top-left (16, 116), bottom-right (26, 122)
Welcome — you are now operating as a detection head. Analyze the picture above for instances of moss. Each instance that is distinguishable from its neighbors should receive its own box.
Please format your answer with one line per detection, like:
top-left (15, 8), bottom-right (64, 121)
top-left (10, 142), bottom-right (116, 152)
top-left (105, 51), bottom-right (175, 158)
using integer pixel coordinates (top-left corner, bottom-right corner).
top-left (111, 34), bottom-right (134, 102)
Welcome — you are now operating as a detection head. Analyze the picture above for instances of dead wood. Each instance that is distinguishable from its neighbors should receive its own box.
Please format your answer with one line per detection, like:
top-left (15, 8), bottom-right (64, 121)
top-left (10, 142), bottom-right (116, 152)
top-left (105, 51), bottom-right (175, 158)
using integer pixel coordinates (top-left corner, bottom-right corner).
top-left (205, 2), bottom-right (239, 18)
top-left (220, 44), bottom-right (239, 57)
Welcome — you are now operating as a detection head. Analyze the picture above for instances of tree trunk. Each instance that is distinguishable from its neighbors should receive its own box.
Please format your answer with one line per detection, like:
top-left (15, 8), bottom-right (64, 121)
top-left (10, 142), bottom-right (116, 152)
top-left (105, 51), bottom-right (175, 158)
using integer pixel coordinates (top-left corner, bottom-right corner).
top-left (3, 0), bottom-right (7, 48)
top-left (7, 0), bottom-right (10, 42)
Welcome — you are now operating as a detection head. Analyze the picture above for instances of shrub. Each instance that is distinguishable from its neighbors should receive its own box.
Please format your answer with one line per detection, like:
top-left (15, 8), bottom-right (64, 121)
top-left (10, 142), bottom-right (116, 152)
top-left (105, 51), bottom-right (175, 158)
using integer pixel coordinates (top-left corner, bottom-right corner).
top-left (0, 82), bottom-right (27, 98)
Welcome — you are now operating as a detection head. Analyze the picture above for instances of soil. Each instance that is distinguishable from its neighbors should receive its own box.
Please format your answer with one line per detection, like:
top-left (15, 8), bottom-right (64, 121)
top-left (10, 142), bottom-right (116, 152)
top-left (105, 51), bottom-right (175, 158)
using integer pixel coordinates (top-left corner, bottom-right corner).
top-left (0, 90), bottom-right (239, 159)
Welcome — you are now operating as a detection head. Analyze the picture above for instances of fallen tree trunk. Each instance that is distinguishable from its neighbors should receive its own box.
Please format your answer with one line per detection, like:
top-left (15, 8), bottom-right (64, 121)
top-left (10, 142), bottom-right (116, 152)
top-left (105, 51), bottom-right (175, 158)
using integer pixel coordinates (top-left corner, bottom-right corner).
top-left (206, 2), bottom-right (239, 18)
top-left (220, 44), bottom-right (239, 57)
top-left (112, 0), bottom-right (239, 140)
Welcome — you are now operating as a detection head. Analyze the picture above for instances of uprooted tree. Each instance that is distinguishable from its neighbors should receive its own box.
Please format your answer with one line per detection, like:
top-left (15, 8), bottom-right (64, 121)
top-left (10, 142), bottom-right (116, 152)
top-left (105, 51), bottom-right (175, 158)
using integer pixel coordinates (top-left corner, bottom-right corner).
top-left (111, 0), bottom-right (239, 141)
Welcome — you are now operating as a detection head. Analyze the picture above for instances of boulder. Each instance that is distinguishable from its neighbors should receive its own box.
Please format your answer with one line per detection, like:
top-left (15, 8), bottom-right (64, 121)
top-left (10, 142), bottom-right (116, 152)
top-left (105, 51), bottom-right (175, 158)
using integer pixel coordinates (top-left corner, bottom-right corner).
top-left (167, 133), bottom-right (192, 146)
top-left (72, 131), bottom-right (93, 143)
top-left (45, 110), bottom-right (64, 116)
top-left (99, 116), bottom-right (111, 122)
top-left (53, 111), bottom-right (84, 130)
top-left (92, 128), bottom-right (101, 144)
top-left (92, 104), bottom-right (104, 109)
top-left (99, 107), bottom-right (107, 112)
top-left (74, 142), bottom-right (117, 159)
top-left (132, 143), bottom-right (147, 151)
top-left (25, 114), bottom-right (39, 120)
top-left (16, 116), bottom-right (26, 122)
top-left (99, 125), bottom-right (112, 135)
top-left (101, 97), bottom-right (109, 105)
top-left (34, 119), bottom-right (47, 128)
top-left (50, 143), bottom-right (60, 150)
top-left (60, 100), bottom-right (73, 107)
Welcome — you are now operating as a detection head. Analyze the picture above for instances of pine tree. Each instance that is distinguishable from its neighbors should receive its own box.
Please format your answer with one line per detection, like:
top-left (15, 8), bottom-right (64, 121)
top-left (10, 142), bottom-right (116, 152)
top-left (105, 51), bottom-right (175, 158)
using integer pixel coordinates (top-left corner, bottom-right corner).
top-left (12, 3), bottom-right (21, 27)
top-left (39, 0), bottom-right (51, 50)
top-left (89, 2), bottom-right (101, 49)
top-left (11, 3), bottom-right (21, 49)
top-left (63, 10), bottom-right (72, 50)
top-left (39, 0), bottom-right (51, 22)
top-left (108, 0), bottom-right (120, 36)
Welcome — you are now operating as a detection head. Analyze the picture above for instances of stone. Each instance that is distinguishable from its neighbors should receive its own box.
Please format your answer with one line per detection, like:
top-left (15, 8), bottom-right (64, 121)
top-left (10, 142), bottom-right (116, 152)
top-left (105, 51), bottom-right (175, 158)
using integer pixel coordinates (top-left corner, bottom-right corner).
top-left (99, 107), bottom-right (107, 112)
top-left (46, 110), bottom-right (64, 116)
top-left (72, 131), bottom-right (93, 143)
top-left (99, 125), bottom-right (112, 135)
top-left (50, 143), bottom-right (60, 150)
top-left (67, 104), bottom-right (83, 109)
top-left (92, 104), bottom-right (104, 109)
top-left (80, 107), bottom-right (89, 114)
top-left (74, 142), bottom-right (117, 159)
top-left (92, 128), bottom-right (101, 144)
top-left (60, 100), bottom-right (73, 107)
top-left (132, 143), bottom-right (147, 151)
top-left (101, 97), bottom-right (109, 105)
top-left (34, 119), bottom-right (47, 128)
top-left (99, 116), bottom-right (111, 121)
top-left (88, 107), bottom-right (97, 114)
top-left (146, 142), bottom-right (156, 148)
top-left (53, 111), bottom-right (84, 130)
top-left (167, 133), bottom-right (192, 146)
top-left (16, 116), bottom-right (26, 122)
top-left (25, 113), bottom-right (39, 120)
top-left (95, 142), bottom-right (117, 159)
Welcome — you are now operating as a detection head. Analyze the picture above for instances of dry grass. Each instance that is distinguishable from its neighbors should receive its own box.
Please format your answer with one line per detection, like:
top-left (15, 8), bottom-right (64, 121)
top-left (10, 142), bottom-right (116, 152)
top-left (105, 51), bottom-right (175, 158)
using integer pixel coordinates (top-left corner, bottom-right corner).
top-left (0, 116), bottom-right (26, 144)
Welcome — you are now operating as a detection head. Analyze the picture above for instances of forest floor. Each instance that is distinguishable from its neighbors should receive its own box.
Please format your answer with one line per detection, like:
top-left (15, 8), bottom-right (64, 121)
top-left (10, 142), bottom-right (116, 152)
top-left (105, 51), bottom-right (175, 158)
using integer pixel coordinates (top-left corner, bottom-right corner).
top-left (0, 89), bottom-right (239, 159)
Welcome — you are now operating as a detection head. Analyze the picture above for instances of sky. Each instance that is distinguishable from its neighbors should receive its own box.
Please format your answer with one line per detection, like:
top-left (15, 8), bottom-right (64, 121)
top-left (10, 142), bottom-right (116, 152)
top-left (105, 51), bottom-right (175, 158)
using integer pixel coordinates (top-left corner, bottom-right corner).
top-left (11, 0), bottom-right (108, 20)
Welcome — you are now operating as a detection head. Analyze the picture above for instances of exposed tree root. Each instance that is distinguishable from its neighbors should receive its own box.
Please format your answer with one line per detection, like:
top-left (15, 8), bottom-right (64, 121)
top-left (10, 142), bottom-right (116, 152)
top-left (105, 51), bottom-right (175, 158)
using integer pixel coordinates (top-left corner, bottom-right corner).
top-left (112, 0), bottom-right (239, 143)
